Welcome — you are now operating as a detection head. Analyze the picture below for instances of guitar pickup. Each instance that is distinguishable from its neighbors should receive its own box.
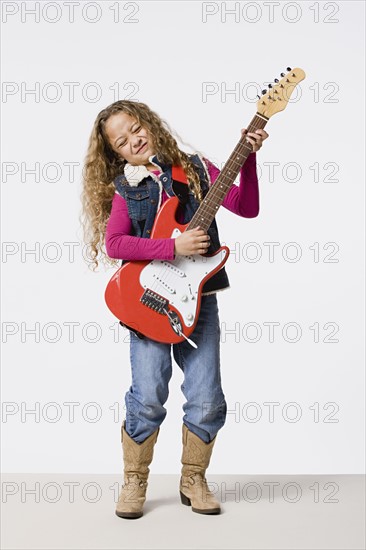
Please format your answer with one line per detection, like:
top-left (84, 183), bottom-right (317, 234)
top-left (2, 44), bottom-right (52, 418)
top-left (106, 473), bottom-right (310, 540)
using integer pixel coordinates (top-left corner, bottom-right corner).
top-left (161, 261), bottom-right (185, 277)
top-left (140, 289), bottom-right (169, 314)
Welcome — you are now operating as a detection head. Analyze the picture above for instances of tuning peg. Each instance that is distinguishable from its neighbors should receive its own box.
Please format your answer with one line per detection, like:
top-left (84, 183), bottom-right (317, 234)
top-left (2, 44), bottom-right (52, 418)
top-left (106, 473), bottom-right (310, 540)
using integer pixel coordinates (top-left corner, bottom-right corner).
top-left (286, 67), bottom-right (292, 71)
top-left (274, 78), bottom-right (279, 83)
top-left (262, 89), bottom-right (267, 94)
top-left (280, 72), bottom-right (285, 77)
top-left (268, 84), bottom-right (272, 88)
top-left (256, 95), bottom-right (261, 99)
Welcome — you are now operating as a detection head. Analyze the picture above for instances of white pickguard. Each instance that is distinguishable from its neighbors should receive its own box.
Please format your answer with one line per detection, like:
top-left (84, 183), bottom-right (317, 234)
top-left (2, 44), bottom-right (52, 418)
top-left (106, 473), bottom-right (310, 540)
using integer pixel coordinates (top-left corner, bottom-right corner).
top-left (139, 227), bottom-right (228, 327)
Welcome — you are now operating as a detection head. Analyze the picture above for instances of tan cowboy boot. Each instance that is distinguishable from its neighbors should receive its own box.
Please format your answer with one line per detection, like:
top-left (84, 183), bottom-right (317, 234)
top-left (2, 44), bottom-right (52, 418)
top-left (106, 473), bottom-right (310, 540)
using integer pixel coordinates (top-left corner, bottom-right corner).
top-left (115, 421), bottom-right (159, 519)
top-left (179, 423), bottom-right (221, 514)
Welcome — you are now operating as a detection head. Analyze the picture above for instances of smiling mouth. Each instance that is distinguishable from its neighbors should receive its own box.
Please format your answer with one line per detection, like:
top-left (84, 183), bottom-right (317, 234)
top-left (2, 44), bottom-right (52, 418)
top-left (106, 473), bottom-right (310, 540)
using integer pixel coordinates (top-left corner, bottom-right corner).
top-left (137, 143), bottom-right (147, 154)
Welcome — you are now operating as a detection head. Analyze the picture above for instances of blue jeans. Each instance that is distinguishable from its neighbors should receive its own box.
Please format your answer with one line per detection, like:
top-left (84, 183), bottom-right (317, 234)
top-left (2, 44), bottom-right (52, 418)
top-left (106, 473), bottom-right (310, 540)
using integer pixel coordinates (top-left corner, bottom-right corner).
top-left (124, 294), bottom-right (227, 444)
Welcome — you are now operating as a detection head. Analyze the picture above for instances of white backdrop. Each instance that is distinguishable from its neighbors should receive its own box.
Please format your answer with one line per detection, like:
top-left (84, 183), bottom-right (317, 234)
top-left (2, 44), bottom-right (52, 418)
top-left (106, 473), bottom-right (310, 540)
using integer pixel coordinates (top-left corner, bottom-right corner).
top-left (1, 0), bottom-right (365, 475)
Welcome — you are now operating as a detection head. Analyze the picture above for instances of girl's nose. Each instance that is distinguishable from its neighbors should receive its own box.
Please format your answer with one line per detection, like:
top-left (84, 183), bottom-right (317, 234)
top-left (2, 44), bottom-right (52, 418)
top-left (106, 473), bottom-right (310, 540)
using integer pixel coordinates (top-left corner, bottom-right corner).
top-left (132, 139), bottom-right (141, 151)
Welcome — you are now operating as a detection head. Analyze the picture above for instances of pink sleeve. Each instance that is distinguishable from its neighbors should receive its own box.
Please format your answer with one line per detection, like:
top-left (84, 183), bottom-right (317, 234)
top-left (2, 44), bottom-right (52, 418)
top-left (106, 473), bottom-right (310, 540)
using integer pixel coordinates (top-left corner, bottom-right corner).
top-left (204, 153), bottom-right (259, 218)
top-left (105, 192), bottom-right (176, 261)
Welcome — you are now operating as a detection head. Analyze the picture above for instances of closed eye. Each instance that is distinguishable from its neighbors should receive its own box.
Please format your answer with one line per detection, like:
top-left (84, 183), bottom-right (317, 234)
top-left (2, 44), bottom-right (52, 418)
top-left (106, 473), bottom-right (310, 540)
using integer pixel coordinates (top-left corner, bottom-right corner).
top-left (118, 125), bottom-right (141, 147)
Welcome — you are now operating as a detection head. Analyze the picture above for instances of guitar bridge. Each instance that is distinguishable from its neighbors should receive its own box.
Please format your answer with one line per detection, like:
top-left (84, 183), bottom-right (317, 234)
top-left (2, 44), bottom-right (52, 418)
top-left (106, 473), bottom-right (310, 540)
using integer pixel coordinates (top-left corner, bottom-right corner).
top-left (140, 289), bottom-right (169, 314)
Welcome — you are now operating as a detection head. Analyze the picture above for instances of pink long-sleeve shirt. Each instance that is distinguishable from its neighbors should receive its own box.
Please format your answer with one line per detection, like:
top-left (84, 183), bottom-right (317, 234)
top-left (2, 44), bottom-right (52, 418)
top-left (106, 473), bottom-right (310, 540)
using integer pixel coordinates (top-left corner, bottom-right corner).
top-left (105, 153), bottom-right (259, 261)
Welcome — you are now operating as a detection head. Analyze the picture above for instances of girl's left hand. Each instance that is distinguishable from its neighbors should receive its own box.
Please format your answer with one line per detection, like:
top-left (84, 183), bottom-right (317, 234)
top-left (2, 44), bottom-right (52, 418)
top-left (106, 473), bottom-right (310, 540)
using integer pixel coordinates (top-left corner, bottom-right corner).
top-left (241, 128), bottom-right (269, 152)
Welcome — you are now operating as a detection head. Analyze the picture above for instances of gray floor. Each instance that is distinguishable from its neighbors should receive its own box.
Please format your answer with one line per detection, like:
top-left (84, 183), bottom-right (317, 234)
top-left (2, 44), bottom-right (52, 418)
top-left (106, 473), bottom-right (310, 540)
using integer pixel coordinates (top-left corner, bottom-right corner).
top-left (1, 474), bottom-right (365, 549)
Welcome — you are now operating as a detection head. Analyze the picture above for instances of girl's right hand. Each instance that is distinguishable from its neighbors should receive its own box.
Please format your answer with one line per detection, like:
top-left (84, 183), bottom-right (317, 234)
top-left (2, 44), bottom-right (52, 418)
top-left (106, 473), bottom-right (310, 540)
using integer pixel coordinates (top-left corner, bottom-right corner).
top-left (174, 226), bottom-right (210, 256)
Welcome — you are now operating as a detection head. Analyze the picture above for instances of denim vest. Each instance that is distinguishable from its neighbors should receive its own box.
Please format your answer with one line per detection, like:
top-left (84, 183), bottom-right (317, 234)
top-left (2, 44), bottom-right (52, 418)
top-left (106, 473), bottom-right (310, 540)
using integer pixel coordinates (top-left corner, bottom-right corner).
top-left (113, 153), bottom-right (230, 295)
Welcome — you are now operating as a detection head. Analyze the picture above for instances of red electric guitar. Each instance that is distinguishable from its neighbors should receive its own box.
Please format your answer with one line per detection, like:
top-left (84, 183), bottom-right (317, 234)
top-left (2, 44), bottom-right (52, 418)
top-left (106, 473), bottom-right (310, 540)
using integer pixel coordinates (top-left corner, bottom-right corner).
top-left (105, 67), bottom-right (306, 347)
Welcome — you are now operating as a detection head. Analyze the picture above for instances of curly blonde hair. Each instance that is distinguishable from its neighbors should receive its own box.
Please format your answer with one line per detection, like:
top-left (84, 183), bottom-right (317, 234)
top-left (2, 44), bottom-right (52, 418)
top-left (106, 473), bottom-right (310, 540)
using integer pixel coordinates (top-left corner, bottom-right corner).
top-left (80, 100), bottom-right (205, 271)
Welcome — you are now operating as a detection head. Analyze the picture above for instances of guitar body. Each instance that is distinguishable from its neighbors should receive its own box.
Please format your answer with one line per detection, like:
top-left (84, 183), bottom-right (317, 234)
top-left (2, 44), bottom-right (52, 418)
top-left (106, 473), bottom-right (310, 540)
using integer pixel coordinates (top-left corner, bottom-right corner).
top-left (105, 195), bottom-right (230, 344)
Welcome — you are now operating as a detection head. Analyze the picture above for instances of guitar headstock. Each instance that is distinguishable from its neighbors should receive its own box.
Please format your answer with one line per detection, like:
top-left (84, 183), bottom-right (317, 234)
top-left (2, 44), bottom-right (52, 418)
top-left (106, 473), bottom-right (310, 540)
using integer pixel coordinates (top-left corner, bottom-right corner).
top-left (257, 67), bottom-right (306, 118)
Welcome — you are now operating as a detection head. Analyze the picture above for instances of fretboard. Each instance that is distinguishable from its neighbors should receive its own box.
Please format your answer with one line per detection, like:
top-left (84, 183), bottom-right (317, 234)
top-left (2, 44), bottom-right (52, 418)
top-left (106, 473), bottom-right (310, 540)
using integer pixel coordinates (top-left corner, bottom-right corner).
top-left (187, 113), bottom-right (268, 232)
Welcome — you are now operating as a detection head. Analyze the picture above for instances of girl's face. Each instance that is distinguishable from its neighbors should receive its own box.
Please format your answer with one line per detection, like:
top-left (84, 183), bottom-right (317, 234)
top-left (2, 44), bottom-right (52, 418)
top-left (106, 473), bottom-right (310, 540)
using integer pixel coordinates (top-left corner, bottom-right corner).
top-left (104, 112), bottom-right (155, 168)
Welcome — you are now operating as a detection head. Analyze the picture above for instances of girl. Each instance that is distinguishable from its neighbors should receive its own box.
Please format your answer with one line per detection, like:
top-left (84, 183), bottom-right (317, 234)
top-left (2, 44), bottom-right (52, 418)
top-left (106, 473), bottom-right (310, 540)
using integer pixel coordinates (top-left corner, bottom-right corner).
top-left (81, 100), bottom-right (268, 519)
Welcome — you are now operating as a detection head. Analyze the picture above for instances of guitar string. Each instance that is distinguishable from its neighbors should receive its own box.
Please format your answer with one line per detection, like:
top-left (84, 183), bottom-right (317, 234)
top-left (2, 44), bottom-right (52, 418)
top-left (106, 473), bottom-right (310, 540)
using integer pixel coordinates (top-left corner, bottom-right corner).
top-left (152, 116), bottom-right (268, 295)
top-left (189, 116), bottom-right (267, 229)
top-left (189, 130), bottom-right (265, 227)
top-left (186, 116), bottom-right (267, 239)
top-left (148, 116), bottom-right (267, 302)
top-left (148, 114), bottom-right (268, 306)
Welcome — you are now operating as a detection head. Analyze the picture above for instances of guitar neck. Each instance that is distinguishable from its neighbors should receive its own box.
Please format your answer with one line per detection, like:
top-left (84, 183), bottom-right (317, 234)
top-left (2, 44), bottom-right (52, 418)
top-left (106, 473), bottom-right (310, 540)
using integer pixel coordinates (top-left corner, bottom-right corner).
top-left (187, 113), bottom-right (268, 232)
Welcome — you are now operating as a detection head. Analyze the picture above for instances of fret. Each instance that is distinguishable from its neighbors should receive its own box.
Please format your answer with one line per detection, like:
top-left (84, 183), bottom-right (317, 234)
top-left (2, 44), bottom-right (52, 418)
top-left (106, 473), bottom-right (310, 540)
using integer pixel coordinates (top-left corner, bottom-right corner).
top-left (203, 205), bottom-right (220, 215)
top-left (188, 113), bottom-right (268, 232)
top-left (198, 203), bottom-right (220, 216)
